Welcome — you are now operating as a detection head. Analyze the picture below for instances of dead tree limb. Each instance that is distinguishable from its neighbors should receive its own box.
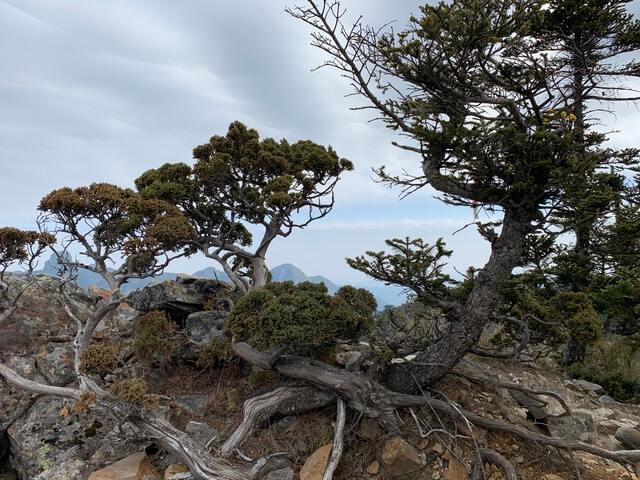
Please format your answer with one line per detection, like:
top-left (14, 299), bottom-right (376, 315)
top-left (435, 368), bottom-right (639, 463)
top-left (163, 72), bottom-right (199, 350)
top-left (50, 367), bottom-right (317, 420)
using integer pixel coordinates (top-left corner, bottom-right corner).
top-left (323, 398), bottom-right (346, 480)
top-left (471, 316), bottom-right (530, 359)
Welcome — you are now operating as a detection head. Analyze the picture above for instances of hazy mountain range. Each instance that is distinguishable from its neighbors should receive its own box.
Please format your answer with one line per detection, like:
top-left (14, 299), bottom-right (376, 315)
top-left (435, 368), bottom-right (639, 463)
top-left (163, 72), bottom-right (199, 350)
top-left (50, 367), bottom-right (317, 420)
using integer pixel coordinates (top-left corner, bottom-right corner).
top-left (36, 254), bottom-right (407, 307)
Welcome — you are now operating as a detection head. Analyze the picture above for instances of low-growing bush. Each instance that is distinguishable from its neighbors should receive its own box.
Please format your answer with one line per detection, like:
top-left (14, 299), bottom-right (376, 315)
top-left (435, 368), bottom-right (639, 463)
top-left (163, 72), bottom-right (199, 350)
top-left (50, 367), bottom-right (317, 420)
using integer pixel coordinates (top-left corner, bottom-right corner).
top-left (567, 334), bottom-right (640, 402)
top-left (227, 281), bottom-right (376, 357)
top-left (134, 310), bottom-right (178, 365)
top-left (196, 337), bottom-right (233, 370)
top-left (79, 344), bottom-right (120, 377)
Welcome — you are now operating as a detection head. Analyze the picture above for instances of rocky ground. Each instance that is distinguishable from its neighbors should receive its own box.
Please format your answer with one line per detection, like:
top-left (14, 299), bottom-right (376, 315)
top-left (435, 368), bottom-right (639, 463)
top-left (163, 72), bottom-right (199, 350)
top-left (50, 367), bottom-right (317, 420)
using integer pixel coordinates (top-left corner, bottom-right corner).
top-left (1, 273), bottom-right (640, 479)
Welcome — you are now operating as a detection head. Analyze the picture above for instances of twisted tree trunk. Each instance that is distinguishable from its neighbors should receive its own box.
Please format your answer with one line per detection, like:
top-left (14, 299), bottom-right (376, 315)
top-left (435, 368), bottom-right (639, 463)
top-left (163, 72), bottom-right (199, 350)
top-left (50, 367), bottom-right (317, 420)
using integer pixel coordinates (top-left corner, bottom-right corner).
top-left (387, 208), bottom-right (536, 392)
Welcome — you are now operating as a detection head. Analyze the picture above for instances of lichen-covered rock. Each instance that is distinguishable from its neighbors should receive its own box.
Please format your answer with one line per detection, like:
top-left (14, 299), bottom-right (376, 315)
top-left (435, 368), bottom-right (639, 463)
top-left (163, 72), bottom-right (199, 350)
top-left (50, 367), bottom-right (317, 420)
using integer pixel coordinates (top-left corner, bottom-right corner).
top-left (266, 467), bottom-right (294, 480)
top-left (8, 396), bottom-right (145, 479)
top-left (184, 311), bottom-right (227, 344)
top-left (0, 274), bottom-right (78, 349)
top-left (0, 356), bottom-right (48, 433)
top-left (126, 275), bottom-right (231, 325)
top-left (547, 411), bottom-right (596, 442)
top-left (33, 459), bottom-right (89, 480)
top-left (35, 343), bottom-right (76, 386)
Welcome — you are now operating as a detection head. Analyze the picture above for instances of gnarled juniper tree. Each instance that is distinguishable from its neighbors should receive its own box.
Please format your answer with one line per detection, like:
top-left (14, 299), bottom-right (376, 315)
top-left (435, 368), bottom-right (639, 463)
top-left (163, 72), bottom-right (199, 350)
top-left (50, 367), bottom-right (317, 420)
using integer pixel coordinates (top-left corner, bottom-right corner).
top-left (0, 184), bottom-right (254, 479)
top-left (289, 0), bottom-right (640, 392)
top-left (0, 227), bottom-right (54, 327)
top-left (135, 121), bottom-right (353, 294)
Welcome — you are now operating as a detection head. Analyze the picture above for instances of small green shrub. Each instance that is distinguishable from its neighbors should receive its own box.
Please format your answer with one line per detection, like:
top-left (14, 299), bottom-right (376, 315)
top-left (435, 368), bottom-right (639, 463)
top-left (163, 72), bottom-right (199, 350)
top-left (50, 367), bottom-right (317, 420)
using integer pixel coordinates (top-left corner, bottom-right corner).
top-left (227, 281), bottom-right (376, 356)
top-left (134, 310), bottom-right (177, 365)
top-left (107, 378), bottom-right (158, 409)
top-left (108, 378), bottom-right (148, 403)
top-left (79, 344), bottom-right (120, 377)
top-left (248, 368), bottom-right (276, 389)
top-left (567, 363), bottom-right (640, 402)
top-left (567, 334), bottom-right (640, 402)
top-left (196, 337), bottom-right (233, 370)
top-left (550, 292), bottom-right (602, 344)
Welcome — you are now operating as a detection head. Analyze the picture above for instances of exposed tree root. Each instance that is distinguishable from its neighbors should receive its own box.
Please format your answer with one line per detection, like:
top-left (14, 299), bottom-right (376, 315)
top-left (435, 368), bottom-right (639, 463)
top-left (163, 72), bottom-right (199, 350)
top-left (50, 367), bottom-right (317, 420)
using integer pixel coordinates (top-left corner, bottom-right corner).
top-left (451, 370), bottom-right (573, 418)
top-left (233, 342), bottom-right (640, 470)
top-left (471, 449), bottom-right (518, 480)
top-left (220, 386), bottom-right (335, 455)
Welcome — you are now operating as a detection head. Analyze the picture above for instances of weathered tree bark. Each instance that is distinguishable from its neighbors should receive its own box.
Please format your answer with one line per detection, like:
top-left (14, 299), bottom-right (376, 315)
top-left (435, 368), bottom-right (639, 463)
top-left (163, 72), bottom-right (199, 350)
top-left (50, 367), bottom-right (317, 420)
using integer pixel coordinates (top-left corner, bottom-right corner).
top-left (386, 208), bottom-right (536, 392)
top-left (0, 362), bottom-right (82, 400)
top-left (131, 414), bottom-right (254, 480)
top-left (563, 333), bottom-right (587, 366)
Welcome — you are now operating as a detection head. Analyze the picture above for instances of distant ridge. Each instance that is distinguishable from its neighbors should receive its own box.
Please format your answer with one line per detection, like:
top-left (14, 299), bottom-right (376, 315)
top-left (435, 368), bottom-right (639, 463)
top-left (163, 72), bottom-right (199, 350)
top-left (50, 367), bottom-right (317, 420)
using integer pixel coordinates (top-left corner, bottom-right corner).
top-left (270, 263), bottom-right (339, 294)
top-left (34, 255), bottom-right (406, 307)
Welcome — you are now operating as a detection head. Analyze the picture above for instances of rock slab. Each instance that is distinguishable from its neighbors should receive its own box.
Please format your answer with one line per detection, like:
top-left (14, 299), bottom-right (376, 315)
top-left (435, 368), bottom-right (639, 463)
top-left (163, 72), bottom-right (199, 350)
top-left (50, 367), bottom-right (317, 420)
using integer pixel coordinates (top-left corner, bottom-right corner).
top-left (381, 436), bottom-right (423, 480)
top-left (300, 443), bottom-right (333, 480)
top-left (88, 452), bottom-right (161, 480)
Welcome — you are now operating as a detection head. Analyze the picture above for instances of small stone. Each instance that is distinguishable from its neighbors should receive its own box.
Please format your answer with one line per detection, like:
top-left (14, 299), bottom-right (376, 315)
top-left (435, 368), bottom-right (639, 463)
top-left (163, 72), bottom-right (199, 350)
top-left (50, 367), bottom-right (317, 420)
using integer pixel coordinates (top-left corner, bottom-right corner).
top-left (266, 467), bottom-right (294, 480)
top-left (270, 415), bottom-right (297, 431)
top-left (358, 417), bottom-right (384, 440)
top-left (185, 421), bottom-right (219, 449)
top-left (442, 449), bottom-right (468, 480)
top-left (381, 437), bottom-right (423, 480)
top-left (596, 407), bottom-right (616, 419)
top-left (300, 444), bottom-right (333, 480)
top-left (88, 452), bottom-right (161, 480)
top-left (164, 462), bottom-right (189, 479)
top-left (172, 395), bottom-right (208, 416)
top-left (563, 379), bottom-right (604, 395)
top-left (543, 474), bottom-right (565, 480)
top-left (366, 460), bottom-right (380, 475)
top-left (432, 443), bottom-right (444, 454)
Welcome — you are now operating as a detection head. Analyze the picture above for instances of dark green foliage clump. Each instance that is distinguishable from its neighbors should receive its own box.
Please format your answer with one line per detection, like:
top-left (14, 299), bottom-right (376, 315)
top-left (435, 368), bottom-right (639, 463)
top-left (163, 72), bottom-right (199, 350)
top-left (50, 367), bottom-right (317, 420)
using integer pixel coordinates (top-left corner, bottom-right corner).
top-left (79, 344), bottom-right (120, 378)
top-left (227, 281), bottom-right (376, 353)
top-left (567, 334), bottom-right (640, 401)
top-left (568, 364), bottom-right (640, 402)
top-left (134, 310), bottom-right (177, 365)
top-left (196, 337), bottom-right (233, 370)
top-left (549, 292), bottom-right (602, 345)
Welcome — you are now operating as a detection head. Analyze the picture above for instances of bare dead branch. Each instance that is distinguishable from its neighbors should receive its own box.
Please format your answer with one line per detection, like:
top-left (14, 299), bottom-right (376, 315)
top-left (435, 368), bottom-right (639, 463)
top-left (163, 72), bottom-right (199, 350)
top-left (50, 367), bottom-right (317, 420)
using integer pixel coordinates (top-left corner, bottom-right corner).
top-left (322, 398), bottom-right (346, 480)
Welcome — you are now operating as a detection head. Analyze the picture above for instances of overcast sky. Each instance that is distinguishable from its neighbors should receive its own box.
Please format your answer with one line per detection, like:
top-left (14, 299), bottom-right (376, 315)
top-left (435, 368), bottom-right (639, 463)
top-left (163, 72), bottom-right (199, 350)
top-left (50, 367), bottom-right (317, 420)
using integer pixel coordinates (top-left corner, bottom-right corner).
top-left (1, 1), bottom-right (639, 285)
